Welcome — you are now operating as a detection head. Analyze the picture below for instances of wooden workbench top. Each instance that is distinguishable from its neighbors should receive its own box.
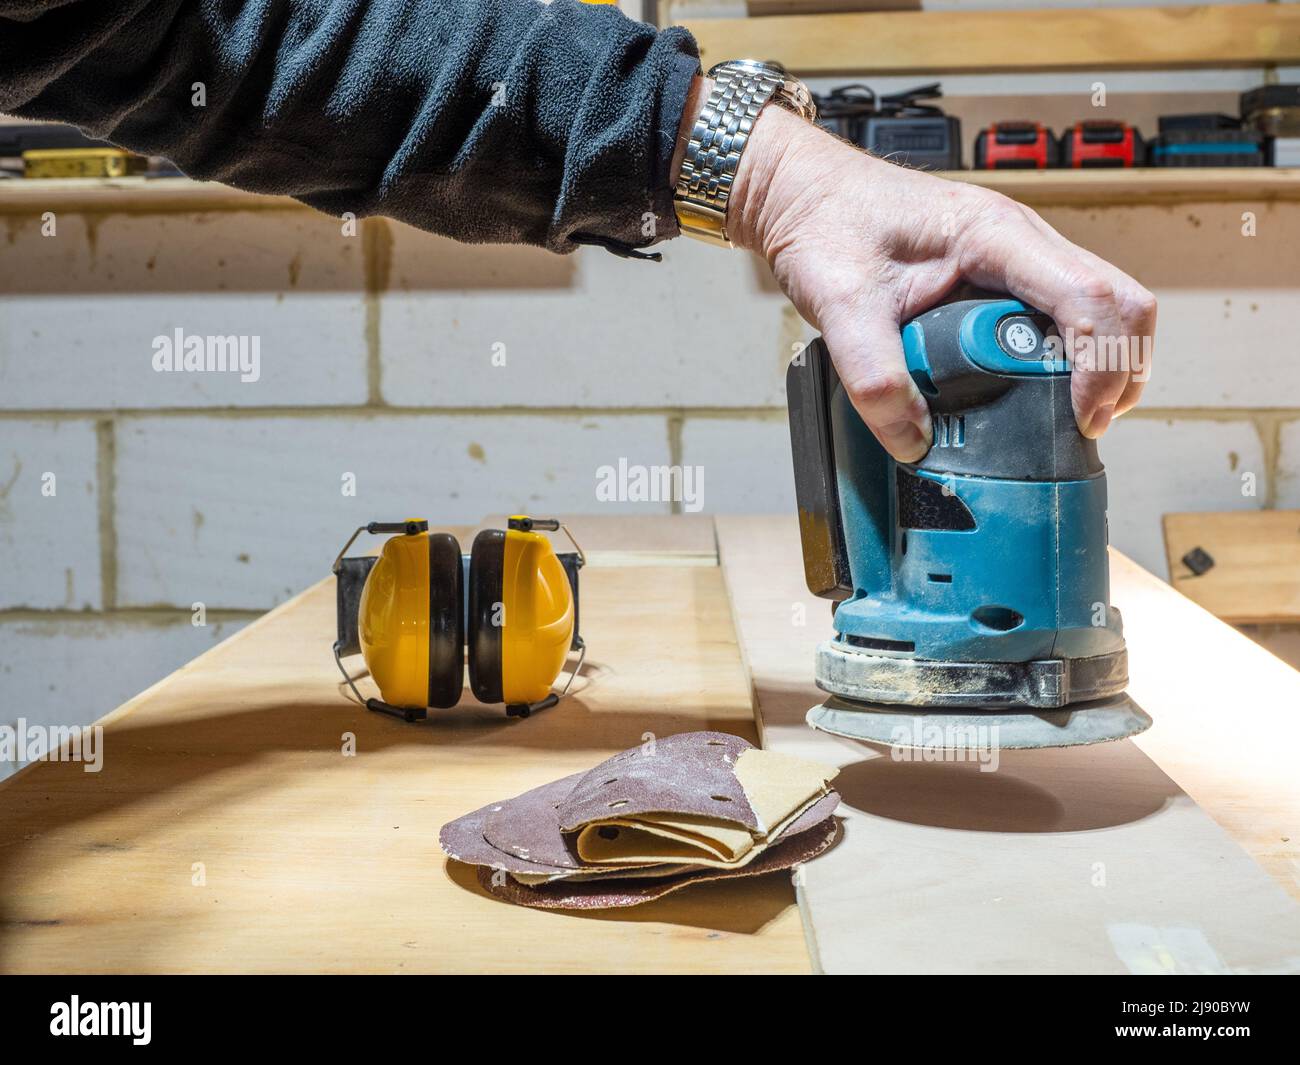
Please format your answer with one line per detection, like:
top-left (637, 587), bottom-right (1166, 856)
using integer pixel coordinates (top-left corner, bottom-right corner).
top-left (0, 517), bottom-right (809, 974)
top-left (3, 514), bottom-right (1297, 973)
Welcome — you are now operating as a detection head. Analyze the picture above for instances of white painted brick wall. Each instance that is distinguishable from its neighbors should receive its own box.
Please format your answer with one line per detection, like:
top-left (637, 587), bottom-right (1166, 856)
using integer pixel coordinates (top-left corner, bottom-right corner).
top-left (1100, 415), bottom-right (1267, 577)
top-left (0, 614), bottom-right (242, 781)
top-left (372, 205), bottom-right (1300, 414)
top-left (113, 413), bottom-right (674, 609)
top-left (379, 225), bottom-right (793, 409)
top-left (680, 415), bottom-right (796, 513)
top-left (1041, 203), bottom-right (1300, 409)
top-left (0, 418), bottom-right (103, 609)
top-left (0, 210), bottom-right (368, 410)
top-left (1277, 418), bottom-right (1300, 508)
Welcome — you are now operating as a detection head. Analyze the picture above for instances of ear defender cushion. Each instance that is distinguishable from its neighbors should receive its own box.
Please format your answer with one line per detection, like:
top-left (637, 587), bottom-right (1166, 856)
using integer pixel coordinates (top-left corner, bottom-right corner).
top-left (467, 529), bottom-right (505, 704)
top-left (427, 532), bottom-right (465, 709)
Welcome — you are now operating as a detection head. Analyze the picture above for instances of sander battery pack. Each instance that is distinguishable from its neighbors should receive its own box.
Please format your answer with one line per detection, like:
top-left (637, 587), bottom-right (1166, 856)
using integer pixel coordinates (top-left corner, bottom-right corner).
top-left (1149, 113), bottom-right (1265, 167)
top-left (1060, 120), bottom-right (1145, 167)
top-left (973, 122), bottom-right (1059, 169)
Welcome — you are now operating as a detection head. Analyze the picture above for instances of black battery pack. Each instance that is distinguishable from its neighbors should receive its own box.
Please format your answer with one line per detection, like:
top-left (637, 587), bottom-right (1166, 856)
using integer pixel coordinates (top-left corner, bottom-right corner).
top-left (863, 115), bottom-right (963, 171)
top-left (1149, 113), bottom-right (1265, 167)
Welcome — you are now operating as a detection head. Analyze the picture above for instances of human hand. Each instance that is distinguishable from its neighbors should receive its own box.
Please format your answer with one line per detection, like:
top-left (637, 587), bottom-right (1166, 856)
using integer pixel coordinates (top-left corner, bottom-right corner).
top-left (721, 97), bottom-right (1157, 462)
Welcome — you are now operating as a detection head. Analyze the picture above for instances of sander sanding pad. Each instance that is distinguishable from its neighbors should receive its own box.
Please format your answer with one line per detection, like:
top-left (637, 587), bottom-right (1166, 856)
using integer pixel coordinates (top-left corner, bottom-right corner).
top-left (808, 693), bottom-right (1153, 750)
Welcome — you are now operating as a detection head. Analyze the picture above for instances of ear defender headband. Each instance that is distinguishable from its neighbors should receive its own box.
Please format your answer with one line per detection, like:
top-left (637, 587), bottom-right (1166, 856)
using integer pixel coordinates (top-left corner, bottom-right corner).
top-left (332, 517), bottom-right (585, 722)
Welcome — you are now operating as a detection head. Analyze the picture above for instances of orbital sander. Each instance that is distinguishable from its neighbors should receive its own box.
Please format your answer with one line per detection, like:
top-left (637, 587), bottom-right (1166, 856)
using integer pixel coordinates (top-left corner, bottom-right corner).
top-left (786, 297), bottom-right (1151, 749)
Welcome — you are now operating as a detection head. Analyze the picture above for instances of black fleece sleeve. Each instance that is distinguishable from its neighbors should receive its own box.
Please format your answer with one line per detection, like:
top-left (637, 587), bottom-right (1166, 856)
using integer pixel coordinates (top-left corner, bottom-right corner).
top-left (0, 0), bottom-right (701, 256)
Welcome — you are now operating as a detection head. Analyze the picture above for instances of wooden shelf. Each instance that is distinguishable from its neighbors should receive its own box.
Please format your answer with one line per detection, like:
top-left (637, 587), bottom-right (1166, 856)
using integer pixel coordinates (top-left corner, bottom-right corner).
top-left (2, 169), bottom-right (1298, 217)
top-left (0, 175), bottom-right (296, 215)
top-left (948, 167), bottom-right (1300, 207)
top-left (683, 3), bottom-right (1300, 76)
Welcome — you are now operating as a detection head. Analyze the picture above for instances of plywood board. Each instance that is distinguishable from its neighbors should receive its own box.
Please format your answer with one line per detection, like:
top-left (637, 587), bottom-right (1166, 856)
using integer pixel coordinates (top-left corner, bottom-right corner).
top-left (1164, 510), bottom-right (1300, 625)
top-left (0, 519), bottom-right (808, 974)
top-left (715, 515), bottom-right (1300, 974)
top-left (1111, 549), bottom-right (1300, 889)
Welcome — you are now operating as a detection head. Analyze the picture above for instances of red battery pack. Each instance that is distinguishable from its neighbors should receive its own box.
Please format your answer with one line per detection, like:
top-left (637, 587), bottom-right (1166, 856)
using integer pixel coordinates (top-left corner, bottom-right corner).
top-left (974, 122), bottom-right (1058, 169)
top-left (1060, 121), bottom-right (1144, 167)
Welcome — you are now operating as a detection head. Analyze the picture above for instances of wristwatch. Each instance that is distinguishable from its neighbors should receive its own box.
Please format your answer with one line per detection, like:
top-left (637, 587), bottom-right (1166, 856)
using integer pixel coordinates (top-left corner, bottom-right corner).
top-left (674, 59), bottom-right (817, 247)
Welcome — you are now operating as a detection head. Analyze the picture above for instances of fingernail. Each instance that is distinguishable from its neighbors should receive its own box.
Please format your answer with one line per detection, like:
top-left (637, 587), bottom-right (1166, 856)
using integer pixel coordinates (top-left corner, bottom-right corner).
top-left (880, 419), bottom-right (931, 462)
top-left (1082, 403), bottom-right (1115, 439)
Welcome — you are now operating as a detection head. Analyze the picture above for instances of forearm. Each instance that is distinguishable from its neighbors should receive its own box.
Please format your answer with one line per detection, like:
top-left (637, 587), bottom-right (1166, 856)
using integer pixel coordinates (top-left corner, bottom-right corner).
top-left (0, 0), bottom-right (700, 254)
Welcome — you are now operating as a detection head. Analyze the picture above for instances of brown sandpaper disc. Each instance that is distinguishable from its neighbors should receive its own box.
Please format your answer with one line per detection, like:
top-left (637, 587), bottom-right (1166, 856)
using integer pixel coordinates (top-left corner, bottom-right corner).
top-left (557, 731), bottom-right (759, 834)
top-left (439, 782), bottom-right (584, 876)
top-left (481, 773), bottom-right (588, 870)
top-left (478, 813), bottom-right (841, 910)
top-left (440, 773), bottom-right (664, 878)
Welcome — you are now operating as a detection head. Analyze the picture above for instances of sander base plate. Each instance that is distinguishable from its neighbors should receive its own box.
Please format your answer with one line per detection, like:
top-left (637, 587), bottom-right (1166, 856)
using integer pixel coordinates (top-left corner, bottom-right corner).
top-left (807, 693), bottom-right (1153, 750)
top-left (816, 640), bottom-right (1129, 710)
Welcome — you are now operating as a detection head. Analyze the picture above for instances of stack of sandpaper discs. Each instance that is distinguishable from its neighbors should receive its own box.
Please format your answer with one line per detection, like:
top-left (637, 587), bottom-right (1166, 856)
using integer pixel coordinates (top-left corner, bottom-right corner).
top-left (439, 731), bottom-right (842, 910)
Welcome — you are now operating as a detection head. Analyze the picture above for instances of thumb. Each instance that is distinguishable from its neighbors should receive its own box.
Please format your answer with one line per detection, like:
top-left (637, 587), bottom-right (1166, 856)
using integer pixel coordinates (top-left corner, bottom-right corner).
top-left (821, 311), bottom-right (933, 463)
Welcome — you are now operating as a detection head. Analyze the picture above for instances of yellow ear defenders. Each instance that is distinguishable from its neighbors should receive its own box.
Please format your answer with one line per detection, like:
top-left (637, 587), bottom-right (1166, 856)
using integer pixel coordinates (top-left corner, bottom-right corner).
top-left (331, 517), bottom-right (585, 722)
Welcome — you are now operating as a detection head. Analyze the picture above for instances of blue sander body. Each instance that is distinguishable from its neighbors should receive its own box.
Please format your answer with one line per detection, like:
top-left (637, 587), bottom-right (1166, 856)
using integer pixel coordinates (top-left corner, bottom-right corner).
top-left (786, 297), bottom-right (1152, 749)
